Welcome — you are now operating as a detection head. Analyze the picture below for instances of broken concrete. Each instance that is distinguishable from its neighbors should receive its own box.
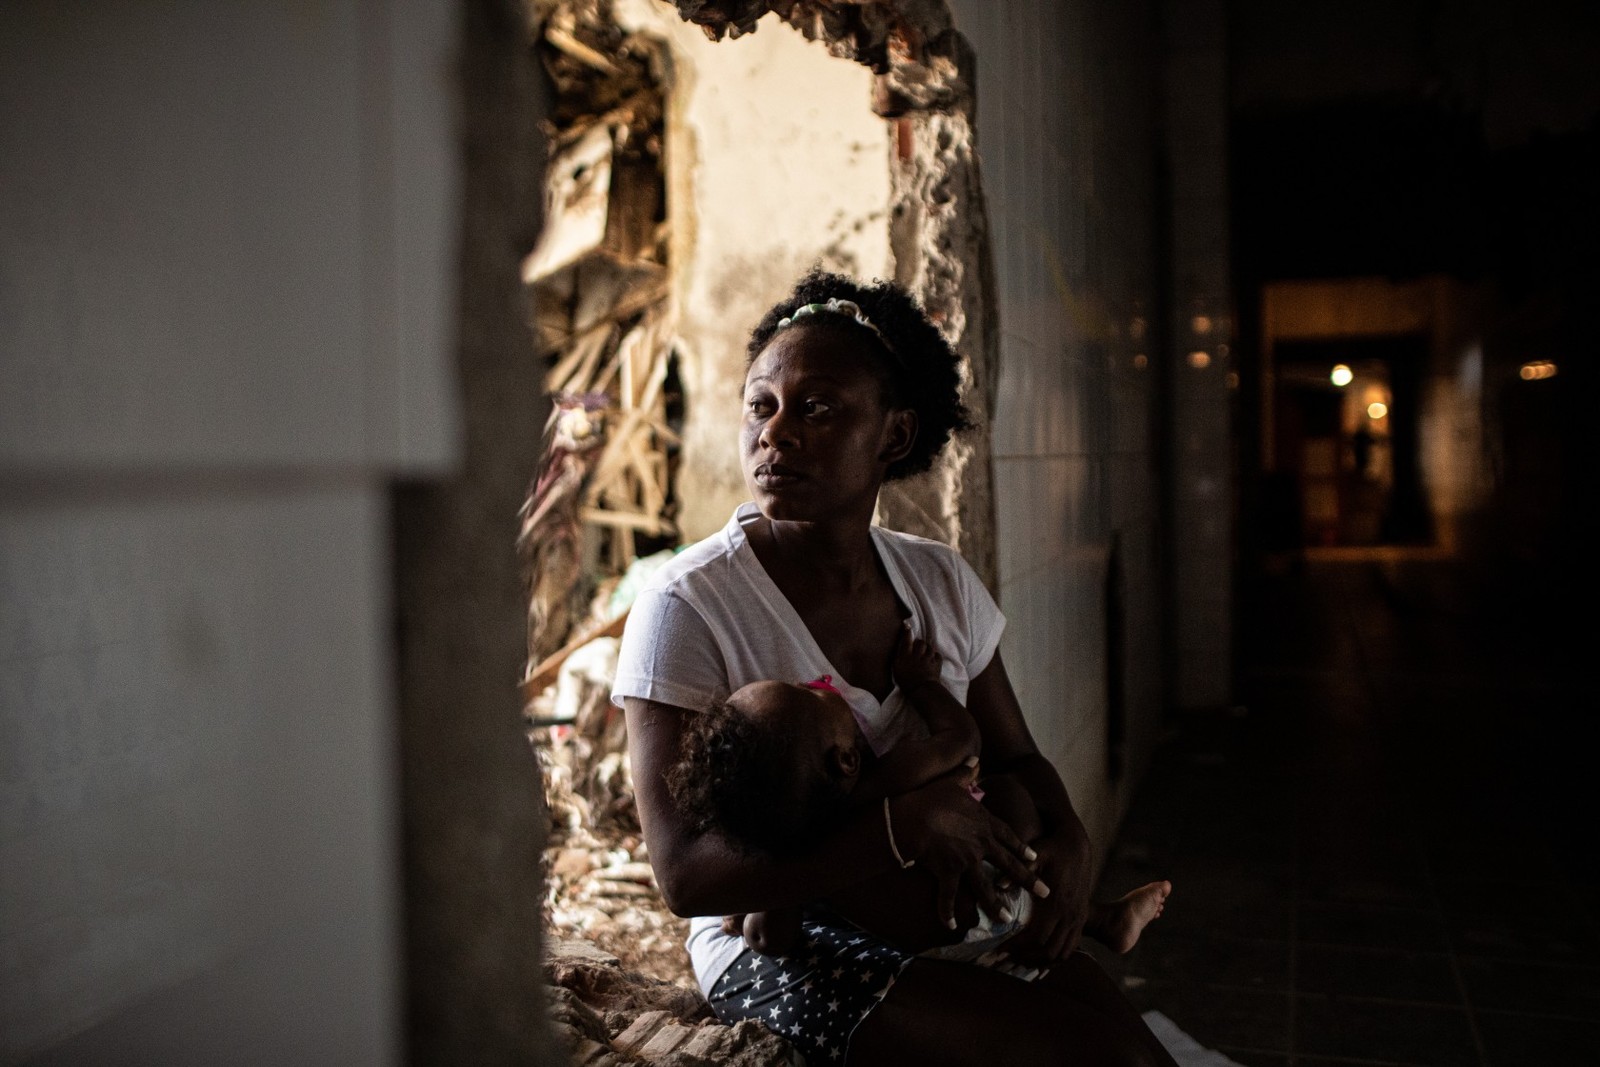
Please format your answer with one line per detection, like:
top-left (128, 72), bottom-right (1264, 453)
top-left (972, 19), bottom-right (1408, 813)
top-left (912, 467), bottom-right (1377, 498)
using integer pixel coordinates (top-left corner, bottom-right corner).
top-left (880, 90), bottom-right (1000, 589)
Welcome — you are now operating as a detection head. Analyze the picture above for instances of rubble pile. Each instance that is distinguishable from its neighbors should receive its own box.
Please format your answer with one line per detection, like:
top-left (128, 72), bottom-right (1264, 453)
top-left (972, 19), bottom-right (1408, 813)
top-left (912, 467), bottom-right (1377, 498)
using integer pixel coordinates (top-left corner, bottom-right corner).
top-left (543, 939), bottom-right (803, 1066)
top-left (519, 0), bottom-right (680, 666)
top-left (533, 639), bottom-right (695, 989)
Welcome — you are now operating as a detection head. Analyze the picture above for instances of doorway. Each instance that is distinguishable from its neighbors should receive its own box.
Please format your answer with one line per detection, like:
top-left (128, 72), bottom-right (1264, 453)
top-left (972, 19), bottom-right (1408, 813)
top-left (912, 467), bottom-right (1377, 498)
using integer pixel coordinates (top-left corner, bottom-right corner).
top-left (1271, 335), bottom-right (1433, 550)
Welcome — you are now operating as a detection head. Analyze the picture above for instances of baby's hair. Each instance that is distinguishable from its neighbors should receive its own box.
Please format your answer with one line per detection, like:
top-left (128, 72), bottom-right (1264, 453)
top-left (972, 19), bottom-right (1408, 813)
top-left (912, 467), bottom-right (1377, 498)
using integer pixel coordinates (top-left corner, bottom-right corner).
top-left (667, 698), bottom-right (850, 857)
top-left (747, 268), bottom-right (973, 481)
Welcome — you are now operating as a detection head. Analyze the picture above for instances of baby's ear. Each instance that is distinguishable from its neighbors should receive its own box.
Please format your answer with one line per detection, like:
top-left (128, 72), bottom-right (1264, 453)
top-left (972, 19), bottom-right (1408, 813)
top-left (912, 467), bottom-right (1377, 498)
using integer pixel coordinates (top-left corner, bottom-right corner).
top-left (828, 742), bottom-right (861, 780)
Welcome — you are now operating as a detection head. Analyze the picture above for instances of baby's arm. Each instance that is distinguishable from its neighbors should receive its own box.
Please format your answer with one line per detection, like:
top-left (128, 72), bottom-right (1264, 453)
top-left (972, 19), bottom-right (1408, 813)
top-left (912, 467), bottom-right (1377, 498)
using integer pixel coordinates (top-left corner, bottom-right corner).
top-left (852, 625), bottom-right (982, 803)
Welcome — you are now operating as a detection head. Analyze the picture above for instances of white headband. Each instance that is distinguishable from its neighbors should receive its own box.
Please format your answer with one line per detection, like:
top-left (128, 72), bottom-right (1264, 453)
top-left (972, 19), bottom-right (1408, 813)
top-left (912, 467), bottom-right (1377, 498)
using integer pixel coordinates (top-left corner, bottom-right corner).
top-left (776, 298), bottom-right (892, 351)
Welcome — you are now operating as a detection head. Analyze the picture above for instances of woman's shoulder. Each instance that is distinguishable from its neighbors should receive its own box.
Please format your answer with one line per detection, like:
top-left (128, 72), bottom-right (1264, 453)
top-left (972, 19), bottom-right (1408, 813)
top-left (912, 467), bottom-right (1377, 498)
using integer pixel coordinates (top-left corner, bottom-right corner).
top-left (872, 525), bottom-right (973, 580)
top-left (638, 509), bottom-right (750, 600)
top-left (872, 525), bottom-right (995, 612)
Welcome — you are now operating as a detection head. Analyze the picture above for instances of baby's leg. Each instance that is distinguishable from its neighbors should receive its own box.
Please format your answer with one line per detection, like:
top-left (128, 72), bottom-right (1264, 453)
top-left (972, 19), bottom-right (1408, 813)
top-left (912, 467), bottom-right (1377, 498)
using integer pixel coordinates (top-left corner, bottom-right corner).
top-left (1084, 881), bottom-right (1172, 954)
top-left (982, 774), bottom-right (1172, 955)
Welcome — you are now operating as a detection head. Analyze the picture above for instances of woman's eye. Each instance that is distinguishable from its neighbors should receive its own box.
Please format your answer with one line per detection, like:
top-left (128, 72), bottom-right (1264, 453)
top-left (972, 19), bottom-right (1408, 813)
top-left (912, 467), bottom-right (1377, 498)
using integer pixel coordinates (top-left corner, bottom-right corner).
top-left (804, 399), bottom-right (832, 415)
top-left (746, 397), bottom-right (772, 415)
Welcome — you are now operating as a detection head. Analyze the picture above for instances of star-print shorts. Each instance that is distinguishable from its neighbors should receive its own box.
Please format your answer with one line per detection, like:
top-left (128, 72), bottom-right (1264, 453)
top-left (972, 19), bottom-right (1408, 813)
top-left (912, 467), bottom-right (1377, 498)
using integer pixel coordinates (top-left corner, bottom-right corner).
top-left (706, 915), bottom-right (917, 1062)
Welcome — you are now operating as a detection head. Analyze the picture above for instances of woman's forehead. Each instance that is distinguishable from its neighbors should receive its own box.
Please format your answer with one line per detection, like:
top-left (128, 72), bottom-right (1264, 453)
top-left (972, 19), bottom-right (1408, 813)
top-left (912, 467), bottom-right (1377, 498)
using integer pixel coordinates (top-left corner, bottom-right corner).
top-left (747, 323), bottom-right (882, 383)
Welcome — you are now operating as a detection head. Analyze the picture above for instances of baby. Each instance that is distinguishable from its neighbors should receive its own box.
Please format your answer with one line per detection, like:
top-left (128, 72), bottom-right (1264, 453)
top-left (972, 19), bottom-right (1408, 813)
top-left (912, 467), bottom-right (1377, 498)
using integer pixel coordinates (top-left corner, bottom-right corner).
top-left (667, 626), bottom-right (1171, 970)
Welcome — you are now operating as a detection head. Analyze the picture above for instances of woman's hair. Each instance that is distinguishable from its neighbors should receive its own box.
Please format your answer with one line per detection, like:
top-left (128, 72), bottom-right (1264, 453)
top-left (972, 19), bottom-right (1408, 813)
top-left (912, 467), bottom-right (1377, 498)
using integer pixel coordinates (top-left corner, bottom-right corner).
top-left (666, 699), bottom-right (851, 857)
top-left (746, 268), bottom-right (973, 481)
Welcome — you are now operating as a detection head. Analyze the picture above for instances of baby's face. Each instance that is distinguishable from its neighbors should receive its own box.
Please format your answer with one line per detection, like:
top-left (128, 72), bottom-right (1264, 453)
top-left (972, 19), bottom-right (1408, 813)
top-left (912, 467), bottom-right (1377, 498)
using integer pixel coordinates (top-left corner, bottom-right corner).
top-left (726, 680), bottom-right (863, 784)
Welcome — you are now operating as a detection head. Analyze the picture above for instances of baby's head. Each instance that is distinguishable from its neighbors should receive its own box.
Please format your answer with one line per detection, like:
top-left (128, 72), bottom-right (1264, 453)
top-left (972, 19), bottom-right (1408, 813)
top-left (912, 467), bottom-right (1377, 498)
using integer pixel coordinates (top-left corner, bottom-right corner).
top-left (666, 679), bottom-right (863, 856)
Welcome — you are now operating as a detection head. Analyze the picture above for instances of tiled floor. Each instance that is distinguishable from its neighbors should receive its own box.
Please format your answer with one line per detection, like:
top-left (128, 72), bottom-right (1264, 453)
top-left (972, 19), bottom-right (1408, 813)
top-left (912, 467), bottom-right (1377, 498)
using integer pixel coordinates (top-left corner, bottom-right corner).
top-left (1086, 557), bottom-right (1598, 1067)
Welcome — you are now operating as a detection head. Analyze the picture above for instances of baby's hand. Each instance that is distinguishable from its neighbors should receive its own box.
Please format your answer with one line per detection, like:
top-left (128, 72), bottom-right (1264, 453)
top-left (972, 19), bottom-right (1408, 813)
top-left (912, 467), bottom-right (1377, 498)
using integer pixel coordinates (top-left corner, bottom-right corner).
top-left (893, 622), bottom-right (944, 689)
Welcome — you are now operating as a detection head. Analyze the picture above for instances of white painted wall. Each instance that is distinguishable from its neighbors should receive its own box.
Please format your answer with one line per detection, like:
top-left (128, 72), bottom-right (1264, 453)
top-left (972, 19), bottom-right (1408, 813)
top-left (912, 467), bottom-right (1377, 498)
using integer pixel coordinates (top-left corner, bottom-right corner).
top-left (1161, 0), bottom-right (1235, 712)
top-left (947, 0), bottom-right (1168, 855)
top-left (0, 1), bottom-right (458, 1061)
top-left (616, 2), bottom-right (893, 540)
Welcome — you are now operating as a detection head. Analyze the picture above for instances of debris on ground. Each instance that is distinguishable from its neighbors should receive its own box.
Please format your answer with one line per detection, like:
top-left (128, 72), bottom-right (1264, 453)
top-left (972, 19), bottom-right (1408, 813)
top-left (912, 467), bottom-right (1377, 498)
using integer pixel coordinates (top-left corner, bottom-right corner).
top-left (543, 938), bottom-right (803, 1066)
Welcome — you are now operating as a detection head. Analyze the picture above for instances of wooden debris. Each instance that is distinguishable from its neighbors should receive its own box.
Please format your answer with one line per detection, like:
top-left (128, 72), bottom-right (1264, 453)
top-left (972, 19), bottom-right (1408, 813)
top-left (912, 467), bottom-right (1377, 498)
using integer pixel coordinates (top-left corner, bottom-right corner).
top-left (524, 606), bottom-right (631, 703)
top-left (522, 3), bottom-right (677, 667)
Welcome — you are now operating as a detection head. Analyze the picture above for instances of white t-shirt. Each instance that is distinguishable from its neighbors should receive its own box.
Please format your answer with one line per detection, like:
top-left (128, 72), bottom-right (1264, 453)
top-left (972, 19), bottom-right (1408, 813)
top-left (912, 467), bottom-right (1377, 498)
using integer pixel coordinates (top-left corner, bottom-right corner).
top-left (610, 502), bottom-right (1006, 996)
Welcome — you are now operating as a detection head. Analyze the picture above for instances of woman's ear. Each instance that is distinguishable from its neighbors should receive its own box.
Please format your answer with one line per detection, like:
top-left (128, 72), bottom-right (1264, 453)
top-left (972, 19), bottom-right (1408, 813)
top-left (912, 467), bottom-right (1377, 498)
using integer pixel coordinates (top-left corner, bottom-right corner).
top-left (828, 742), bottom-right (861, 781)
top-left (879, 409), bottom-right (918, 466)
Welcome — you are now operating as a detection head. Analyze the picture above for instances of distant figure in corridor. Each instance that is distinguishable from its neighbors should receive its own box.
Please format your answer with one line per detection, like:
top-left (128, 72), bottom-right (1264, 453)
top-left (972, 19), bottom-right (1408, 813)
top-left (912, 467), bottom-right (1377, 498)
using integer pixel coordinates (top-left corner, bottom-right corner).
top-left (615, 268), bottom-right (1180, 1065)
top-left (667, 625), bottom-right (1171, 970)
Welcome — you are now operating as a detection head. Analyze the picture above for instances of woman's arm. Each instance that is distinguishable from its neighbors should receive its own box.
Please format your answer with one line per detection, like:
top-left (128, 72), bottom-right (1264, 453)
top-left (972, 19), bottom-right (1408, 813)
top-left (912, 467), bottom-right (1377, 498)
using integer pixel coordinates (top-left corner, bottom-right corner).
top-left (626, 695), bottom-right (1036, 919)
top-left (961, 650), bottom-right (1095, 964)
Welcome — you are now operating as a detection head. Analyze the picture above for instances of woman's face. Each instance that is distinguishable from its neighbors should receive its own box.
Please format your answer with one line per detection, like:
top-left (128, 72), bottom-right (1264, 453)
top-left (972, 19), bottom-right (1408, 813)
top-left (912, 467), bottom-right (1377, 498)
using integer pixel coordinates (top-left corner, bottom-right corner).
top-left (740, 324), bottom-right (913, 523)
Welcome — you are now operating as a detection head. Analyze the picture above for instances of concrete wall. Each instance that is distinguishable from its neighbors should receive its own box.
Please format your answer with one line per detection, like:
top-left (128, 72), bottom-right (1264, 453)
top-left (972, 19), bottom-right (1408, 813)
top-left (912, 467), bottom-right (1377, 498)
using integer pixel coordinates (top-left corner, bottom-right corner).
top-left (0, 2), bottom-right (458, 1061)
top-left (947, 0), bottom-right (1169, 855)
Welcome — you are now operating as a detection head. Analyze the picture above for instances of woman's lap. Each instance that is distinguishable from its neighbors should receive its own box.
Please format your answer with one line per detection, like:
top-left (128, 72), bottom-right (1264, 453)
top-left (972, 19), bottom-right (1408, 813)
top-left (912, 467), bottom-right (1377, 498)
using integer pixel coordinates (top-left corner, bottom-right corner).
top-left (851, 952), bottom-right (1179, 1067)
top-left (706, 914), bottom-right (917, 1061)
top-left (707, 915), bottom-right (1175, 1067)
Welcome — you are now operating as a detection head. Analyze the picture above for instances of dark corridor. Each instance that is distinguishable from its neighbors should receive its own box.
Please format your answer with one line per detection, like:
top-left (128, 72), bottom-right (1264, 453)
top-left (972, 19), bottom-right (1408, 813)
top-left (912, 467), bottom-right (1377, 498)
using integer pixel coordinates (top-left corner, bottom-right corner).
top-left (1088, 558), bottom-right (1596, 1066)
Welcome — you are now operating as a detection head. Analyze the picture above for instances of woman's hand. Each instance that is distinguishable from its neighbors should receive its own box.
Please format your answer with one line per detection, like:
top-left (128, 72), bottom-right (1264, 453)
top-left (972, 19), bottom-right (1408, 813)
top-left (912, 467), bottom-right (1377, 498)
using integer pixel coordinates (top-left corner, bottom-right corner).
top-left (1000, 824), bottom-right (1093, 967)
top-left (891, 771), bottom-right (1038, 932)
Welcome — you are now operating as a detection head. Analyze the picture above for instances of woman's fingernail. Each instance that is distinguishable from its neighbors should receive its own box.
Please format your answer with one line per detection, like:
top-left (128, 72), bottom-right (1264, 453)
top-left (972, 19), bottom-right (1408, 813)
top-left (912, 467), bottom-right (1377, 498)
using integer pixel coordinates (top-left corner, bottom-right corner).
top-left (1022, 846), bottom-right (1038, 862)
top-left (998, 907), bottom-right (1014, 923)
top-left (946, 916), bottom-right (958, 930)
top-left (1032, 879), bottom-right (1051, 898)
top-left (964, 755), bottom-right (979, 768)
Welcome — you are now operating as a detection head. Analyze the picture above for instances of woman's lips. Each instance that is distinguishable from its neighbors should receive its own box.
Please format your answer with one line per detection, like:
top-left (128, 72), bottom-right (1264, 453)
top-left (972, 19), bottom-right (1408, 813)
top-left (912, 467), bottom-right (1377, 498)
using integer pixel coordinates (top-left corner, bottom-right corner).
top-left (754, 462), bottom-right (803, 488)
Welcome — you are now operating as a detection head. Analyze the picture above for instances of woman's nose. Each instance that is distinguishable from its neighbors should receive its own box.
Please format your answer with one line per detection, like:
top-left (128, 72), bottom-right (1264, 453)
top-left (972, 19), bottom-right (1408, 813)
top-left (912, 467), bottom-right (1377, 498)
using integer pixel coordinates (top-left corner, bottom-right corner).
top-left (759, 404), bottom-right (800, 449)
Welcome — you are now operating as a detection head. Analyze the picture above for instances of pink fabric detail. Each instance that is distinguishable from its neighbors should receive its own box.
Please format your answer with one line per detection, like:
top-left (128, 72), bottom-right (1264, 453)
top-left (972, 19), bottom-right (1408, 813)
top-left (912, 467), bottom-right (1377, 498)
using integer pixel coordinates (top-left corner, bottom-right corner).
top-left (803, 674), bottom-right (841, 694)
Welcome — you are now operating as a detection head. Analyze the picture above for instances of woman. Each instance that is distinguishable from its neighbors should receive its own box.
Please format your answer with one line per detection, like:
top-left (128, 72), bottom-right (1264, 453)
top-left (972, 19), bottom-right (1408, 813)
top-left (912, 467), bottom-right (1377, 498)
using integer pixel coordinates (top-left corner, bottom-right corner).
top-left (613, 269), bottom-right (1176, 1065)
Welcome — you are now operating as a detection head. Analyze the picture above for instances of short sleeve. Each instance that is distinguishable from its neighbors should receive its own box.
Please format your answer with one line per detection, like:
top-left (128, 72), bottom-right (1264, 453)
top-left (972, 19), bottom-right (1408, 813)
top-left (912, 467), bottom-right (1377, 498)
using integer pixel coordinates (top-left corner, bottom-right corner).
top-left (957, 556), bottom-right (1005, 679)
top-left (610, 587), bottom-right (729, 711)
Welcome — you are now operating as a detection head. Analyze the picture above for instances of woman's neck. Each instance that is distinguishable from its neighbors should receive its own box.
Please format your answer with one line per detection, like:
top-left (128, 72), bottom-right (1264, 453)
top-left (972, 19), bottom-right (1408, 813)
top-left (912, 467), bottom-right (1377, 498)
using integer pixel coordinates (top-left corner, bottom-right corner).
top-left (756, 511), bottom-right (881, 593)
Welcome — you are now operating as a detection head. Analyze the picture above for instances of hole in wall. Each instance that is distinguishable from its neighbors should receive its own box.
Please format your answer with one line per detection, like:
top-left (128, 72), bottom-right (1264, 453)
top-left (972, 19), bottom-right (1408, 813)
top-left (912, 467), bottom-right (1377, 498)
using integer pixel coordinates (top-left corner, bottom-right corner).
top-left (515, 0), bottom-right (1000, 1018)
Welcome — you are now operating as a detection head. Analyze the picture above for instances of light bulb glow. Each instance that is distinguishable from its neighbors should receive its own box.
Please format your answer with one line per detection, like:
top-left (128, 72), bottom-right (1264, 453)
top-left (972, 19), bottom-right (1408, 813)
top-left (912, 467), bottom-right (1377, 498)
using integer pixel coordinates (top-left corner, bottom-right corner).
top-left (1367, 401), bottom-right (1388, 420)
top-left (1519, 360), bottom-right (1558, 380)
top-left (1330, 364), bottom-right (1353, 387)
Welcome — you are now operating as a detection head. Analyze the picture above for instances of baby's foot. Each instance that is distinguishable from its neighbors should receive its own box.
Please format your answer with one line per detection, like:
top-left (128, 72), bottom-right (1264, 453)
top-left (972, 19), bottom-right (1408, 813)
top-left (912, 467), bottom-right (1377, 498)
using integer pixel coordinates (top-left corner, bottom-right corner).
top-left (1096, 880), bottom-right (1171, 955)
